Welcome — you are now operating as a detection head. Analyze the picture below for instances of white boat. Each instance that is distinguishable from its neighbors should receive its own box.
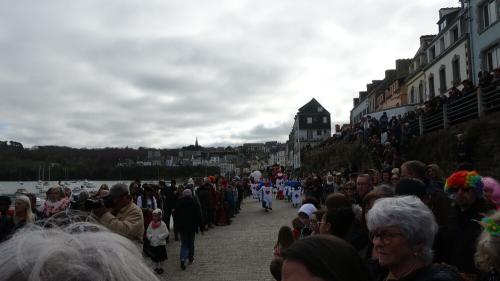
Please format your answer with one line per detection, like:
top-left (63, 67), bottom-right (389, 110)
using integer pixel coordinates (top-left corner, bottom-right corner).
top-left (82, 180), bottom-right (96, 189)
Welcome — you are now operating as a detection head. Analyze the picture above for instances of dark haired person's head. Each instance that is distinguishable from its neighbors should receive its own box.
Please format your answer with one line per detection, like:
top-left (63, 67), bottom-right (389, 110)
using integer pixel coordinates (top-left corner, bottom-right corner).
top-left (395, 178), bottom-right (427, 199)
top-left (401, 160), bottom-right (426, 181)
top-left (302, 197), bottom-right (320, 210)
top-left (278, 226), bottom-right (295, 249)
top-left (325, 193), bottom-right (351, 211)
top-left (319, 208), bottom-right (355, 238)
top-left (281, 235), bottom-right (370, 281)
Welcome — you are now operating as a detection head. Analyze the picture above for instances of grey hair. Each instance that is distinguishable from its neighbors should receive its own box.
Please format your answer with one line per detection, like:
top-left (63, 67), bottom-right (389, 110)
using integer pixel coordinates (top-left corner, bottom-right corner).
top-left (373, 184), bottom-right (395, 195)
top-left (110, 183), bottom-right (130, 197)
top-left (367, 196), bottom-right (438, 264)
top-left (0, 222), bottom-right (160, 281)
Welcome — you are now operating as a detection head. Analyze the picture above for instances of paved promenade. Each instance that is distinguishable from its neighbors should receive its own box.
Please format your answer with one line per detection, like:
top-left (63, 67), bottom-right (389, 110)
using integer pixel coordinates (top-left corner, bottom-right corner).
top-left (158, 198), bottom-right (297, 281)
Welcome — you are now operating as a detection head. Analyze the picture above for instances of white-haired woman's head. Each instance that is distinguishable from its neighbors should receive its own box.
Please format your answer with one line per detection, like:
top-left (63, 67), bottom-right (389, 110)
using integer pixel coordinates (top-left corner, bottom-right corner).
top-left (0, 222), bottom-right (160, 281)
top-left (367, 196), bottom-right (438, 266)
top-left (14, 195), bottom-right (34, 223)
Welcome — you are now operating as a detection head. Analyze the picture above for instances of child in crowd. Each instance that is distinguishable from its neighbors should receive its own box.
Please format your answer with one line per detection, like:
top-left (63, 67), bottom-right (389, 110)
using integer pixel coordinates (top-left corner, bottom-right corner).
top-left (273, 226), bottom-right (295, 258)
top-left (146, 208), bottom-right (169, 274)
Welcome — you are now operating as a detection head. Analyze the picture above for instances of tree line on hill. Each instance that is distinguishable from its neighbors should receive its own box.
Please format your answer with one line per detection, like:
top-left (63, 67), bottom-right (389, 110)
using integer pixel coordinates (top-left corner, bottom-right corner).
top-left (0, 143), bottom-right (219, 181)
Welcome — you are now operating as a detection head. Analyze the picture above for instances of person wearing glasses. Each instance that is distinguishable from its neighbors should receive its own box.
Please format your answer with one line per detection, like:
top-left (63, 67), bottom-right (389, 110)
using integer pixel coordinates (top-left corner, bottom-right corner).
top-left (367, 196), bottom-right (462, 281)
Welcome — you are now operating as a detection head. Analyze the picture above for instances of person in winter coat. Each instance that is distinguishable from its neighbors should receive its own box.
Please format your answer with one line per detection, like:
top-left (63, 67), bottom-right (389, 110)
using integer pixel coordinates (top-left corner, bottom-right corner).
top-left (173, 189), bottom-right (203, 270)
top-left (146, 209), bottom-right (169, 275)
top-left (445, 171), bottom-right (494, 277)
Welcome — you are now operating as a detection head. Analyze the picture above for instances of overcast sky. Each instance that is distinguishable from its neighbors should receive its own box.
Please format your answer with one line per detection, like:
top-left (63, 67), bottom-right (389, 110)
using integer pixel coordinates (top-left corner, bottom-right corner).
top-left (0, 0), bottom-right (459, 148)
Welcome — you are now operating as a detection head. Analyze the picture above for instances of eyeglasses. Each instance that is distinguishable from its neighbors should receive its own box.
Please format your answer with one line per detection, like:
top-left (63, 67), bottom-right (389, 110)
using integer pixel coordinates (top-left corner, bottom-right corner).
top-left (369, 230), bottom-right (404, 244)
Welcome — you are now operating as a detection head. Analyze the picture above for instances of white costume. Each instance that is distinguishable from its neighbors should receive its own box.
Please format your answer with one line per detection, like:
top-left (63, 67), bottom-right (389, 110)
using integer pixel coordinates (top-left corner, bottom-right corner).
top-left (291, 186), bottom-right (302, 207)
top-left (251, 183), bottom-right (260, 200)
top-left (261, 184), bottom-right (273, 211)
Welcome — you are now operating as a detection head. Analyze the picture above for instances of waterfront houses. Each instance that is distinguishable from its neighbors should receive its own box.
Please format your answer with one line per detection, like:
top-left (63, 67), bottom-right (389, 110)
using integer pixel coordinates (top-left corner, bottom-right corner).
top-left (349, 0), bottom-right (500, 123)
top-left (287, 98), bottom-right (332, 169)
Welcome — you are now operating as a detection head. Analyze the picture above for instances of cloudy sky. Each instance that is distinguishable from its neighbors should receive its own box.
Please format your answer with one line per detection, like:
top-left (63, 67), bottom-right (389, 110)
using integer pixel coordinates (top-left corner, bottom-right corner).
top-left (0, 0), bottom-right (458, 148)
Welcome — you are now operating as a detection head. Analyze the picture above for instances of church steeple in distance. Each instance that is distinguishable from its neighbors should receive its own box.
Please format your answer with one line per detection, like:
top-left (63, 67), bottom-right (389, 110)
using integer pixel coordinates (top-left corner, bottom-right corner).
top-left (195, 137), bottom-right (199, 148)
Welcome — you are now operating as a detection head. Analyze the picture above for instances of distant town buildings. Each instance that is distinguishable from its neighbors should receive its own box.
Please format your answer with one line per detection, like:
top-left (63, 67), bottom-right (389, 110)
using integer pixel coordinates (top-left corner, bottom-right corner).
top-left (350, 0), bottom-right (500, 123)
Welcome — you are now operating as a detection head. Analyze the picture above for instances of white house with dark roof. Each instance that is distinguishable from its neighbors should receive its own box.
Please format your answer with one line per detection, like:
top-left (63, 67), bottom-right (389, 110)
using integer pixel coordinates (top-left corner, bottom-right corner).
top-left (288, 98), bottom-right (331, 169)
top-left (424, 7), bottom-right (471, 98)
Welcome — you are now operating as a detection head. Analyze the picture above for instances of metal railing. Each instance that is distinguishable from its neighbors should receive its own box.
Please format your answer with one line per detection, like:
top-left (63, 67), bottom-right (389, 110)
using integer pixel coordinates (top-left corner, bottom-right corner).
top-left (422, 106), bottom-right (444, 133)
top-left (415, 82), bottom-right (500, 134)
top-left (447, 93), bottom-right (479, 126)
top-left (482, 80), bottom-right (500, 114)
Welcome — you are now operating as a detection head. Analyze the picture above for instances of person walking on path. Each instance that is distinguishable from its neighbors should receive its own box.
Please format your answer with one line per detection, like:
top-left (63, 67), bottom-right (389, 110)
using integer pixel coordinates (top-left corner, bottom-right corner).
top-left (146, 208), bottom-right (169, 275)
top-left (173, 189), bottom-right (203, 270)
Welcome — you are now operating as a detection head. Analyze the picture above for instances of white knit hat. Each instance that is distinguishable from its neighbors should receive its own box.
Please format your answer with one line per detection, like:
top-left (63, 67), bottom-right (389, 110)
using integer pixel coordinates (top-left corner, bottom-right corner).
top-left (298, 203), bottom-right (318, 219)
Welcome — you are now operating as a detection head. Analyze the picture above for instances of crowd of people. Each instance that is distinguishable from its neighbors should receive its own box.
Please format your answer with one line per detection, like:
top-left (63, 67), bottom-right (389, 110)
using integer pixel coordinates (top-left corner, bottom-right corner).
top-left (0, 175), bottom-right (251, 278)
top-left (270, 160), bottom-right (500, 281)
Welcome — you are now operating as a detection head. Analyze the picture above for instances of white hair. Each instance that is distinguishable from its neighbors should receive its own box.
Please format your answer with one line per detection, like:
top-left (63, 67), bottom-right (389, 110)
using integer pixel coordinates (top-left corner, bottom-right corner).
top-left (15, 195), bottom-right (34, 223)
top-left (0, 222), bottom-right (160, 281)
top-left (367, 196), bottom-right (438, 264)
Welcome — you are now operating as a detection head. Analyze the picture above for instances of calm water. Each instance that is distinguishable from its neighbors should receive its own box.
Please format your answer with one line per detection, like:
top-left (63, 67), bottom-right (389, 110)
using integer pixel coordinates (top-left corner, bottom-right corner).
top-left (0, 180), bottom-right (128, 195)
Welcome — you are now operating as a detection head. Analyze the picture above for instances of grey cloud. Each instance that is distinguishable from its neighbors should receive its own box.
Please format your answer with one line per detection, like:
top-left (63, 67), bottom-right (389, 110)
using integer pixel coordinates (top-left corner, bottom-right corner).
top-left (0, 0), bottom-right (459, 148)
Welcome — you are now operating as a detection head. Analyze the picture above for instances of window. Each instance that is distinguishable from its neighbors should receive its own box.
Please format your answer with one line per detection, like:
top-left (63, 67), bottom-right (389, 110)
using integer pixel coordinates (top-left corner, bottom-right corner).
top-left (483, 4), bottom-right (490, 28)
top-left (410, 87), bottom-right (415, 104)
top-left (307, 130), bottom-right (313, 140)
top-left (322, 116), bottom-right (328, 123)
top-left (439, 66), bottom-right (447, 94)
top-left (483, 46), bottom-right (499, 72)
top-left (418, 82), bottom-right (424, 103)
top-left (439, 20), bottom-right (447, 31)
top-left (439, 37), bottom-right (445, 53)
top-left (317, 106), bottom-right (323, 112)
top-left (450, 26), bottom-right (459, 43)
top-left (317, 130), bottom-right (322, 136)
top-left (306, 117), bottom-right (312, 124)
top-left (481, 1), bottom-right (498, 29)
top-left (452, 56), bottom-right (461, 85)
top-left (428, 74), bottom-right (435, 98)
top-left (429, 46), bottom-right (436, 60)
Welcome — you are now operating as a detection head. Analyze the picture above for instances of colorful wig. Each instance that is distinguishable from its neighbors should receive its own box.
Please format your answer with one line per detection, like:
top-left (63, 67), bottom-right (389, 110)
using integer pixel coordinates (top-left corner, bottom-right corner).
top-left (445, 170), bottom-right (483, 196)
top-left (483, 177), bottom-right (500, 208)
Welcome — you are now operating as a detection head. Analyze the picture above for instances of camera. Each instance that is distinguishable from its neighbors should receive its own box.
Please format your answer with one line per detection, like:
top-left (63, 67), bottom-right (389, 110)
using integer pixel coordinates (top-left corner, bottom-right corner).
top-left (85, 199), bottom-right (103, 210)
top-left (85, 196), bottom-right (114, 210)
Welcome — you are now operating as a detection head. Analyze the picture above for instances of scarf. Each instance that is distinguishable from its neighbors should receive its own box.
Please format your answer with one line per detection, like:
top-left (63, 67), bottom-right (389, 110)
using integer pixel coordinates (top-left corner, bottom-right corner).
top-left (151, 220), bottom-right (161, 229)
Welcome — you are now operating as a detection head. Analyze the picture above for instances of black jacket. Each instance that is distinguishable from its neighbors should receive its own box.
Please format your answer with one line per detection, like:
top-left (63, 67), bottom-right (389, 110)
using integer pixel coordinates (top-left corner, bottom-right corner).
top-left (379, 264), bottom-right (462, 281)
top-left (174, 196), bottom-right (202, 233)
top-left (448, 198), bottom-right (493, 273)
